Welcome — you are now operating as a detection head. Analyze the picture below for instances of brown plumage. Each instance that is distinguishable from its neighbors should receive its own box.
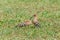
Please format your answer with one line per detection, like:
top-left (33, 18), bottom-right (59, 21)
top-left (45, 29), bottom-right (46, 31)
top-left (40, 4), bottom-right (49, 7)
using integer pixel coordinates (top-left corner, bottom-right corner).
top-left (16, 20), bottom-right (32, 27)
top-left (24, 20), bottom-right (32, 26)
top-left (16, 14), bottom-right (40, 27)
top-left (32, 14), bottom-right (40, 27)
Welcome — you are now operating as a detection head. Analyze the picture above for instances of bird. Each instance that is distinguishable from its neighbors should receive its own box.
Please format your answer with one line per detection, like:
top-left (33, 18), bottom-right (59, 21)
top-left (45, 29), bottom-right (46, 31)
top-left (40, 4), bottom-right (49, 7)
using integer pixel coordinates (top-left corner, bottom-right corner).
top-left (32, 14), bottom-right (40, 27)
top-left (16, 20), bottom-right (32, 27)
top-left (15, 14), bottom-right (40, 28)
top-left (24, 20), bottom-right (32, 26)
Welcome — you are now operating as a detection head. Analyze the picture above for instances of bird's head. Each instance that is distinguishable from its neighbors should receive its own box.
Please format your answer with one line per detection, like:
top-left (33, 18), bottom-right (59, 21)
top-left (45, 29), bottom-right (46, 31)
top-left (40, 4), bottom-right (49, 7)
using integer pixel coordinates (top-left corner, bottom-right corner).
top-left (33, 14), bottom-right (37, 17)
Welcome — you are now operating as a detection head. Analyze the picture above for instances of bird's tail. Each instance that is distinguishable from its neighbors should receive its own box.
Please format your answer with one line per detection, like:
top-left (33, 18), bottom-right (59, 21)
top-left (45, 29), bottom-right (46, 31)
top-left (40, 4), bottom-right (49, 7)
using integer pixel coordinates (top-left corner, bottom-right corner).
top-left (34, 22), bottom-right (40, 27)
top-left (15, 23), bottom-right (26, 28)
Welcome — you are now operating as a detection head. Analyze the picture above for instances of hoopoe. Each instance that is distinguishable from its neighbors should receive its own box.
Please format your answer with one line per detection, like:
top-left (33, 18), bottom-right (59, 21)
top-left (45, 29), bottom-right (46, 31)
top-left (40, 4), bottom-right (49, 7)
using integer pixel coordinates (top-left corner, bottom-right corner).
top-left (24, 20), bottom-right (32, 26)
top-left (32, 14), bottom-right (40, 27)
top-left (16, 20), bottom-right (32, 27)
top-left (16, 14), bottom-right (40, 27)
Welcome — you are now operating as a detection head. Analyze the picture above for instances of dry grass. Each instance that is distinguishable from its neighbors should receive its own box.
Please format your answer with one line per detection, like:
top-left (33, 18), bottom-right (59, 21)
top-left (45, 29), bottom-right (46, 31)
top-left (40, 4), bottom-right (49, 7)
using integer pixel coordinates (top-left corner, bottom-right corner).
top-left (0, 0), bottom-right (60, 40)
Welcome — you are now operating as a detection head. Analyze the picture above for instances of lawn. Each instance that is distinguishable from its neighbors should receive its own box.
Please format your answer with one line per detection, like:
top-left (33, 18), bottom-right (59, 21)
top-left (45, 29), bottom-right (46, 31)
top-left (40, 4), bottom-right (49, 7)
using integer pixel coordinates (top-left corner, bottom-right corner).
top-left (0, 0), bottom-right (60, 40)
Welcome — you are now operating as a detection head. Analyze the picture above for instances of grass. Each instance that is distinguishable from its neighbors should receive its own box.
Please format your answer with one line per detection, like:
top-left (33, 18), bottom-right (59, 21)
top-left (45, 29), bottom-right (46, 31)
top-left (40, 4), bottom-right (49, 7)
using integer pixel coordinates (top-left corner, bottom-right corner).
top-left (0, 0), bottom-right (60, 40)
